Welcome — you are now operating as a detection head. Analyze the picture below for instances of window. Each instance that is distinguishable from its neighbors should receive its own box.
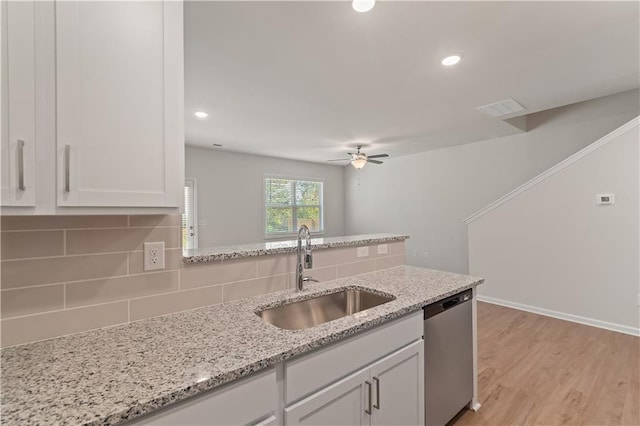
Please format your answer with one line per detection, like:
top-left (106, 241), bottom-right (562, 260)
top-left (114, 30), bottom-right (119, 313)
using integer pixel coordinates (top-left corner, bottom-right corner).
top-left (264, 176), bottom-right (323, 237)
top-left (182, 178), bottom-right (198, 250)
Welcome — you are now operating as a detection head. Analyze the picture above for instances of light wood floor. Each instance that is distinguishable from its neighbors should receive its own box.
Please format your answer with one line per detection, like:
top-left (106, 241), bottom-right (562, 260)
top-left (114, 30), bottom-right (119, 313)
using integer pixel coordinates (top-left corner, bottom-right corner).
top-left (455, 302), bottom-right (639, 426)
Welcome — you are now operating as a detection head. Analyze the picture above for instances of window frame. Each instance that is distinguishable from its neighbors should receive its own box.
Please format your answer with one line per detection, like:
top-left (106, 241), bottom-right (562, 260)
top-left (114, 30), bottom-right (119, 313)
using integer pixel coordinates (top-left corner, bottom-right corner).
top-left (263, 174), bottom-right (325, 240)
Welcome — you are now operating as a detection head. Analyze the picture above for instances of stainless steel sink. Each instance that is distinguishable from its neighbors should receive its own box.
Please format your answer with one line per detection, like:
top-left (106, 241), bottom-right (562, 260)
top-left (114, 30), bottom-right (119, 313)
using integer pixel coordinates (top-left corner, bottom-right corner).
top-left (256, 288), bottom-right (395, 330)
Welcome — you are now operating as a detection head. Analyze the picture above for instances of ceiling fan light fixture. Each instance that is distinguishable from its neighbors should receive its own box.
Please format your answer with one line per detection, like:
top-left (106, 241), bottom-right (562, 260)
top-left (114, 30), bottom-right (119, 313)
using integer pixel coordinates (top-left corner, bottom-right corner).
top-left (352, 0), bottom-right (375, 13)
top-left (351, 158), bottom-right (367, 169)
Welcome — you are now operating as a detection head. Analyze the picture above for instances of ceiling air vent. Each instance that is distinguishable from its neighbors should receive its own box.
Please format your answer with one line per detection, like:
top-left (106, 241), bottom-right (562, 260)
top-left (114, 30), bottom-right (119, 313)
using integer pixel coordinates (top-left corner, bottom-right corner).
top-left (476, 98), bottom-right (525, 118)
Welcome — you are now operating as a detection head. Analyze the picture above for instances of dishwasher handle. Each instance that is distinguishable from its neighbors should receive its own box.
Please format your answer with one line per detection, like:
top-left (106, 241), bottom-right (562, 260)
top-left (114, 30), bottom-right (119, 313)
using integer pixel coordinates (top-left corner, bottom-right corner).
top-left (442, 299), bottom-right (459, 309)
top-left (424, 289), bottom-right (472, 319)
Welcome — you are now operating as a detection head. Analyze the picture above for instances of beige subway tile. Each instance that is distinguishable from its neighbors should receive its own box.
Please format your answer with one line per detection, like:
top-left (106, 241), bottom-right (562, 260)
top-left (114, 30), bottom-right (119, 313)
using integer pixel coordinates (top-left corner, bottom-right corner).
top-left (1, 301), bottom-right (128, 347)
top-left (1, 285), bottom-right (64, 318)
top-left (374, 254), bottom-right (405, 271)
top-left (180, 259), bottom-right (257, 289)
top-left (1, 215), bottom-right (127, 231)
top-left (1, 231), bottom-right (64, 260)
top-left (66, 228), bottom-right (180, 255)
top-left (129, 215), bottom-right (182, 228)
top-left (129, 248), bottom-right (183, 274)
top-left (313, 247), bottom-right (362, 268)
top-left (257, 254), bottom-right (295, 277)
top-left (373, 241), bottom-right (406, 258)
top-left (1, 253), bottom-right (128, 289)
top-left (288, 266), bottom-right (337, 288)
top-left (66, 271), bottom-right (179, 308)
top-left (223, 275), bottom-right (288, 302)
top-left (130, 286), bottom-right (222, 321)
top-left (336, 260), bottom-right (375, 278)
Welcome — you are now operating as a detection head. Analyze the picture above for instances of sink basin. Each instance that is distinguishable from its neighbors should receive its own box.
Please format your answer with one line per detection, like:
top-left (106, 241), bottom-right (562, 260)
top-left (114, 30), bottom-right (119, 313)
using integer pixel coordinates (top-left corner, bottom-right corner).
top-left (256, 288), bottom-right (395, 330)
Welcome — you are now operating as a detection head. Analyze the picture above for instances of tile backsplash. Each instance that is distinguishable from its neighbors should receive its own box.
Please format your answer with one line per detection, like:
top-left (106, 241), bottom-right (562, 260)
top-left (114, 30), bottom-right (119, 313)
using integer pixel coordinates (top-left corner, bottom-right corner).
top-left (0, 215), bottom-right (405, 347)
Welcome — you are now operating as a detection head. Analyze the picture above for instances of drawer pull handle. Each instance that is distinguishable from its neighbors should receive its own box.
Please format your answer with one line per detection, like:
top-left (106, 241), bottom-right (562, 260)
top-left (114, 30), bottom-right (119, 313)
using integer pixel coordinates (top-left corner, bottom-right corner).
top-left (17, 140), bottom-right (25, 191)
top-left (373, 376), bottom-right (380, 409)
top-left (365, 380), bottom-right (372, 415)
top-left (64, 145), bottom-right (71, 192)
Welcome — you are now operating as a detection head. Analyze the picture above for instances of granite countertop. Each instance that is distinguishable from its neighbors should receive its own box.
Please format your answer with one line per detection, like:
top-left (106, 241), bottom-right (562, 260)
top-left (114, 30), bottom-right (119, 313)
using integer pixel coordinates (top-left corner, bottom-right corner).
top-left (0, 265), bottom-right (483, 425)
top-left (182, 233), bottom-right (409, 263)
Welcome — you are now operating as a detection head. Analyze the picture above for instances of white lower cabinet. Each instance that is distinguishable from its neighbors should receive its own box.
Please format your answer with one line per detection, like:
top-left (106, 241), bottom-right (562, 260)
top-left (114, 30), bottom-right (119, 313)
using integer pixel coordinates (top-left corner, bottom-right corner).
top-left (129, 368), bottom-right (277, 426)
top-left (128, 311), bottom-right (424, 426)
top-left (370, 340), bottom-right (424, 426)
top-left (285, 340), bottom-right (424, 426)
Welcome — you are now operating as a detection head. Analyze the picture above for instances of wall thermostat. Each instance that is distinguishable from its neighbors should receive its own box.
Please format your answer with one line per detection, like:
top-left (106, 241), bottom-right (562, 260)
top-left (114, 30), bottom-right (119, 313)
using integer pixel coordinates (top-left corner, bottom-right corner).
top-left (596, 194), bottom-right (615, 205)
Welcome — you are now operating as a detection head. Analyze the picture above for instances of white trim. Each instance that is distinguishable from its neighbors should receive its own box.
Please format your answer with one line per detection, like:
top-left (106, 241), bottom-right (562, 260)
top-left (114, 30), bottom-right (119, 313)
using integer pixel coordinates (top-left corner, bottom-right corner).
top-left (464, 116), bottom-right (640, 224)
top-left (477, 295), bottom-right (640, 337)
top-left (184, 177), bottom-right (198, 250)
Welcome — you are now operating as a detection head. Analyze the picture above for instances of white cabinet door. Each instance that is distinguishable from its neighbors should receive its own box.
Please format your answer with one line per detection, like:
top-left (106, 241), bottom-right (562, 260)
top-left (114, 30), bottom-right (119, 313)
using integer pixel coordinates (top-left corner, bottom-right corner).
top-left (285, 368), bottom-right (370, 426)
top-left (1, 0), bottom-right (36, 207)
top-left (55, 0), bottom-right (183, 208)
top-left (370, 340), bottom-right (424, 426)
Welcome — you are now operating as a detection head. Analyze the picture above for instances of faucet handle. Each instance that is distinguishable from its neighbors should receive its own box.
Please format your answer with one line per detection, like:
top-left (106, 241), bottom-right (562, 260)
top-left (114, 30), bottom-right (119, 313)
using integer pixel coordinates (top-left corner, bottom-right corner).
top-left (303, 276), bottom-right (319, 283)
top-left (304, 250), bottom-right (313, 269)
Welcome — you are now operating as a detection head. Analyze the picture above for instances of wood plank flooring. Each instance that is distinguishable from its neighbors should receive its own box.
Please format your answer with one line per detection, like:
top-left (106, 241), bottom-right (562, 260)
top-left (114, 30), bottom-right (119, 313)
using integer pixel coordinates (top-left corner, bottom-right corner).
top-left (455, 302), bottom-right (639, 426)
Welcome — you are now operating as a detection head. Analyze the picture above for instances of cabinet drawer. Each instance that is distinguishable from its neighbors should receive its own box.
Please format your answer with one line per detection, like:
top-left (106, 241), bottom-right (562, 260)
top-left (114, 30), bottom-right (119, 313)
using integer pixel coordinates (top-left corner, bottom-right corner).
top-left (284, 311), bottom-right (422, 404)
top-left (129, 368), bottom-right (277, 425)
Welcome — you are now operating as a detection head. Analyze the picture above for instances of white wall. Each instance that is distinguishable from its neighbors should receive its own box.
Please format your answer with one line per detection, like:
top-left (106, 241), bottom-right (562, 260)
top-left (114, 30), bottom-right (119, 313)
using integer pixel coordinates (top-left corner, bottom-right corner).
top-left (185, 147), bottom-right (345, 247)
top-left (344, 89), bottom-right (640, 274)
top-left (468, 119), bottom-right (639, 334)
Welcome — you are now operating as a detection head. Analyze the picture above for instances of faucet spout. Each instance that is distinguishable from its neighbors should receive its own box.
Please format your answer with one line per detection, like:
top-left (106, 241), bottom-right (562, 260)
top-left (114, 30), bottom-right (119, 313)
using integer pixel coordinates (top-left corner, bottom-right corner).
top-left (296, 225), bottom-right (313, 291)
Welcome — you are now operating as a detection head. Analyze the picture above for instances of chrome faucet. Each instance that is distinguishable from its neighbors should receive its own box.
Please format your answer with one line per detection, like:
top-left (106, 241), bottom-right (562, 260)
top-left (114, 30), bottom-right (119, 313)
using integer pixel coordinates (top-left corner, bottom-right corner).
top-left (296, 225), bottom-right (317, 291)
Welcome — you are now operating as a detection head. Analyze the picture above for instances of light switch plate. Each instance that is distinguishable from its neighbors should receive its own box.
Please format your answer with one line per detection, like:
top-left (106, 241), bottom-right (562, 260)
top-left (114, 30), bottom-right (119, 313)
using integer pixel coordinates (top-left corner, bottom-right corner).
top-left (144, 241), bottom-right (165, 271)
top-left (356, 246), bottom-right (369, 258)
top-left (377, 244), bottom-right (388, 255)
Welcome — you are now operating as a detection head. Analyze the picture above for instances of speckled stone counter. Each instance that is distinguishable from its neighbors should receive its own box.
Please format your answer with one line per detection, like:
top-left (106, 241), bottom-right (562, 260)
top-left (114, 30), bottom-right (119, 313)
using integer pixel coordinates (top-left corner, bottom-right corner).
top-left (0, 266), bottom-right (482, 425)
top-left (182, 233), bottom-right (409, 262)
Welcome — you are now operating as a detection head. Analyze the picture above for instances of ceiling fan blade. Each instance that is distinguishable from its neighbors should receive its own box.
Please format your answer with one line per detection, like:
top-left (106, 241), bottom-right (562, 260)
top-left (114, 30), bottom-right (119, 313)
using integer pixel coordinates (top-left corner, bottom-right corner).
top-left (327, 158), bottom-right (350, 162)
top-left (368, 159), bottom-right (384, 164)
top-left (346, 152), bottom-right (355, 156)
top-left (367, 154), bottom-right (389, 159)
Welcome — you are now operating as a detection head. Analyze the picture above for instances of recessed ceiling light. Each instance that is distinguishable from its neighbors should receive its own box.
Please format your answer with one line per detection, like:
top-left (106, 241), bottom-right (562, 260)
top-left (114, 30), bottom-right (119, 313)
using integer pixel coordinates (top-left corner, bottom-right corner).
top-left (441, 55), bottom-right (462, 66)
top-left (352, 0), bottom-right (375, 13)
top-left (194, 111), bottom-right (208, 118)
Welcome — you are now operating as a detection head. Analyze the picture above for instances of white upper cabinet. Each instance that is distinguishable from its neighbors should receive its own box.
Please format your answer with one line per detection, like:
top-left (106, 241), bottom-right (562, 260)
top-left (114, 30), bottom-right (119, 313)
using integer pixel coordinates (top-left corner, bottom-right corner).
top-left (55, 1), bottom-right (183, 208)
top-left (1, 0), bottom-right (37, 207)
top-left (1, 0), bottom-right (183, 214)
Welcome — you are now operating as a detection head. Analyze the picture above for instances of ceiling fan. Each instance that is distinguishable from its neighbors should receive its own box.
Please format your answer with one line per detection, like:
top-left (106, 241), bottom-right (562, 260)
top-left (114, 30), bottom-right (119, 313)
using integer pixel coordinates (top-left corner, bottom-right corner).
top-left (328, 145), bottom-right (389, 169)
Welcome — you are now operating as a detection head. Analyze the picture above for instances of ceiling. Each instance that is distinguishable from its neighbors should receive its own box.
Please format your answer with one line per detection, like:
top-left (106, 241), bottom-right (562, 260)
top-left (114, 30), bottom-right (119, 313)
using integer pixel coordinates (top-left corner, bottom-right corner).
top-left (184, 1), bottom-right (640, 165)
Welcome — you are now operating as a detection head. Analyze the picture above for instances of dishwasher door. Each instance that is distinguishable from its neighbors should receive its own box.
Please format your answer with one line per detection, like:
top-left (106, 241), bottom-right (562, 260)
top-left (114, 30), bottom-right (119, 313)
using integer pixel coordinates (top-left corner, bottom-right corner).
top-left (424, 290), bottom-right (473, 426)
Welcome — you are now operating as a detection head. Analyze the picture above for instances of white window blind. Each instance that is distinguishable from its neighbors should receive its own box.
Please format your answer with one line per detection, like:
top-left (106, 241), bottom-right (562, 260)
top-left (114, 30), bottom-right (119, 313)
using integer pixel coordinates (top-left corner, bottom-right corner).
top-left (182, 178), bottom-right (198, 249)
top-left (264, 177), bottom-right (323, 237)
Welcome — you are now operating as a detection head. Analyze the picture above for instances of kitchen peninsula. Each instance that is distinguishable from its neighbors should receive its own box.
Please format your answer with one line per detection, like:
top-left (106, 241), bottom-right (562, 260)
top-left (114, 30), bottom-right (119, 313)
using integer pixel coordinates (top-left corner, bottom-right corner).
top-left (1, 264), bottom-right (483, 425)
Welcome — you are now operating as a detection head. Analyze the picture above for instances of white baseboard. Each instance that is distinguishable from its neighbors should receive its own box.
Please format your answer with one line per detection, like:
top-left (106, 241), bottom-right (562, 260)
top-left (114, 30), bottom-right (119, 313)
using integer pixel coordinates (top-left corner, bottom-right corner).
top-left (477, 295), bottom-right (640, 337)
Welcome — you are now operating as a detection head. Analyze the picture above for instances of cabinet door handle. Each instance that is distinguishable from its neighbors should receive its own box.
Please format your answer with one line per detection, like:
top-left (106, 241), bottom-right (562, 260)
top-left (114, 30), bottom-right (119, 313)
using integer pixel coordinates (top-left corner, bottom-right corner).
top-left (17, 140), bottom-right (25, 191)
top-left (64, 145), bottom-right (71, 192)
top-left (373, 376), bottom-right (380, 410)
top-left (365, 380), bottom-right (372, 415)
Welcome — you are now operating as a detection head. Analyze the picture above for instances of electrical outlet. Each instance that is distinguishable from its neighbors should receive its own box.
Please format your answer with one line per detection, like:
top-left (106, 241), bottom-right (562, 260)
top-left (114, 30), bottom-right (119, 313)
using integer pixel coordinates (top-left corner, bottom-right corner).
top-left (144, 242), bottom-right (165, 271)
top-left (377, 244), bottom-right (388, 255)
top-left (356, 246), bottom-right (369, 258)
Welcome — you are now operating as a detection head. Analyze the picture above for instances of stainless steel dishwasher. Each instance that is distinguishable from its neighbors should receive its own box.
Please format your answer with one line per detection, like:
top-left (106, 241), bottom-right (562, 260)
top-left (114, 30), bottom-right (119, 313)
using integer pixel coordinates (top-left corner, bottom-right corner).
top-left (424, 289), bottom-right (473, 426)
